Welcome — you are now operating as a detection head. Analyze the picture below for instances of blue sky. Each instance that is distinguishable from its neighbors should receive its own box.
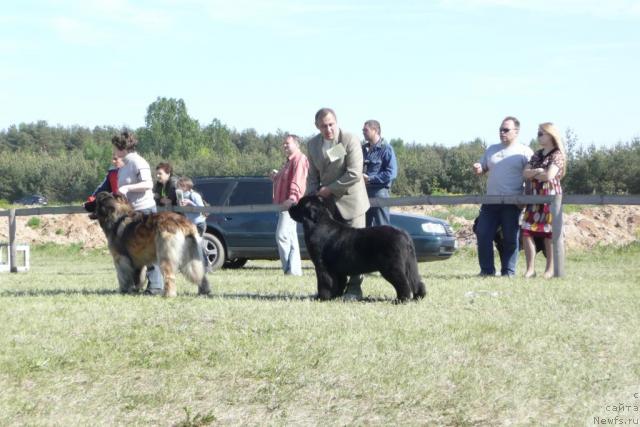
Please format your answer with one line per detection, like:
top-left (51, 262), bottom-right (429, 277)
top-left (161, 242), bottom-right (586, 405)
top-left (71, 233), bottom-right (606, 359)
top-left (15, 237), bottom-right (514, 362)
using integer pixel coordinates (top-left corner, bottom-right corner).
top-left (2, 0), bottom-right (639, 148)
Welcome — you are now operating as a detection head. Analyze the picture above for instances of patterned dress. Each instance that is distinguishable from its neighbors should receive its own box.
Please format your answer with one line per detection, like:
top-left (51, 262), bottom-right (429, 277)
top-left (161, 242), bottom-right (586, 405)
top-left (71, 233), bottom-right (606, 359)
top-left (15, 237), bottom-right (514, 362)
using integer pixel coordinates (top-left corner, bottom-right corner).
top-left (521, 148), bottom-right (565, 236)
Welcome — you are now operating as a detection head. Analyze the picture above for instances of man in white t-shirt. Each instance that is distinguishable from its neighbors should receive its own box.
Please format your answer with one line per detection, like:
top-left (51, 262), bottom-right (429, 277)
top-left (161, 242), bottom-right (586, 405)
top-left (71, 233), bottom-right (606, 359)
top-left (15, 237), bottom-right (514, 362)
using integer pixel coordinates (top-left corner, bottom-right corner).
top-left (472, 116), bottom-right (533, 277)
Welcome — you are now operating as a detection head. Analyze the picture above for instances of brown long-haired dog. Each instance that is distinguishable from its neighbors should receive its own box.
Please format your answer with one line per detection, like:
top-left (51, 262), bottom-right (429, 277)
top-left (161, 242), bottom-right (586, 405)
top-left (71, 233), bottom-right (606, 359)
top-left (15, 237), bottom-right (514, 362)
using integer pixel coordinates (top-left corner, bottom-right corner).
top-left (89, 192), bottom-right (210, 297)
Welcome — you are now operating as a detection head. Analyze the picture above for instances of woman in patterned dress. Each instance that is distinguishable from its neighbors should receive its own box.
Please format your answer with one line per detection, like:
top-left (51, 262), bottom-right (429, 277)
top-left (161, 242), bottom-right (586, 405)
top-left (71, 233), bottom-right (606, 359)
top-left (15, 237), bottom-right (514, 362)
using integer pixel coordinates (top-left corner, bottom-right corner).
top-left (521, 123), bottom-right (567, 279)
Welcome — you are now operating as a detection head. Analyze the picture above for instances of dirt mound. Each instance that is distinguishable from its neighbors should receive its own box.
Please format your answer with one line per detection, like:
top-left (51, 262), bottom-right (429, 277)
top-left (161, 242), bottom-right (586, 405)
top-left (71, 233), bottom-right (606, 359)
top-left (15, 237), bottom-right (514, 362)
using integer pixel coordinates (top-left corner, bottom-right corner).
top-left (0, 213), bottom-right (106, 249)
top-left (1, 205), bottom-right (639, 250)
top-left (394, 204), bottom-right (640, 249)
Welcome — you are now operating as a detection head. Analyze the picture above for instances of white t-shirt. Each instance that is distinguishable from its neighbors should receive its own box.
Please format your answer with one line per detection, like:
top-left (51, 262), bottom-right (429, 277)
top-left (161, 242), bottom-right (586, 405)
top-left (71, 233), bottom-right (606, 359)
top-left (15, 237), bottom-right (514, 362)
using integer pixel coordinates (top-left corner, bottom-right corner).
top-left (118, 152), bottom-right (156, 211)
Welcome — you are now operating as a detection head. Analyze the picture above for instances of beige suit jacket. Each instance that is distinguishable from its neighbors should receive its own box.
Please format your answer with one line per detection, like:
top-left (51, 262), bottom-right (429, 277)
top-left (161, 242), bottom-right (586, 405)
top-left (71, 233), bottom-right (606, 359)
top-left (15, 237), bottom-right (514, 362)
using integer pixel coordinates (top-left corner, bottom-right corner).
top-left (305, 129), bottom-right (370, 220)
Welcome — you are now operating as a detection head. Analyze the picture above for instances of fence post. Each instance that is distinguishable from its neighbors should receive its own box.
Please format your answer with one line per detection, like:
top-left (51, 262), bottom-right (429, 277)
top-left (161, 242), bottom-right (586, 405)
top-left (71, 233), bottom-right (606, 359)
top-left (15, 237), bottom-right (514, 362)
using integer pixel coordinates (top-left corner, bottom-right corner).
top-left (9, 208), bottom-right (17, 273)
top-left (551, 194), bottom-right (564, 277)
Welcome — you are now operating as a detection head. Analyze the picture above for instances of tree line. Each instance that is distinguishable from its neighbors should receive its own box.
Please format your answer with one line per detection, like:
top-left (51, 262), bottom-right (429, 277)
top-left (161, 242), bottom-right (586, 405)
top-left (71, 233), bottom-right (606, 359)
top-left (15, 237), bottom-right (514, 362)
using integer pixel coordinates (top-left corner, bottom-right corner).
top-left (1, 97), bottom-right (639, 203)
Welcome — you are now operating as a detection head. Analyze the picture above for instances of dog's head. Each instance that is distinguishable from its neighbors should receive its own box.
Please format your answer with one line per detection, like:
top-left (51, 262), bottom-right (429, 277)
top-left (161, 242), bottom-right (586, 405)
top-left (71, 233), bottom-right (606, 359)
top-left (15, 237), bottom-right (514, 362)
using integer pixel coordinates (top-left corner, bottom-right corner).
top-left (289, 195), bottom-right (335, 225)
top-left (89, 191), bottom-right (132, 222)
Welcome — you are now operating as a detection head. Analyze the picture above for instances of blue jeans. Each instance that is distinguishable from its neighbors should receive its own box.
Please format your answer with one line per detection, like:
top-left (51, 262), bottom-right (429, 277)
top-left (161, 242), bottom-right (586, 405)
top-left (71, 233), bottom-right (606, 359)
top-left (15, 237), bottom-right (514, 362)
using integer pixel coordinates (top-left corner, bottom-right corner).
top-left (476, 204), bottom-right (521, 276)
top-left (276, 211), bottom-right (302, 276)
top-left (365, 187), bottom-right (391, 227)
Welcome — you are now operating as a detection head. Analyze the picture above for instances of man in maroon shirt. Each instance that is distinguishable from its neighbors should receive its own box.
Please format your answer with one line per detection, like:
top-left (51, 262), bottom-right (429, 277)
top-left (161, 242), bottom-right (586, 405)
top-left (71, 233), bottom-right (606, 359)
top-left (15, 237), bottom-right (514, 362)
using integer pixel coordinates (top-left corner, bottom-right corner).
top-left (270, 134), bottom-right (309, 276)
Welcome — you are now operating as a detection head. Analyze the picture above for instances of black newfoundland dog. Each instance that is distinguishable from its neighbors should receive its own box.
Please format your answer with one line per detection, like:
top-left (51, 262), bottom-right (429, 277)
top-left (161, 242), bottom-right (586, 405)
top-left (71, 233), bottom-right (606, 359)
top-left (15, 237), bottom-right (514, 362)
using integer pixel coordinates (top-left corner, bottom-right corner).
top-left (289, 195), bottom-right (426, 302)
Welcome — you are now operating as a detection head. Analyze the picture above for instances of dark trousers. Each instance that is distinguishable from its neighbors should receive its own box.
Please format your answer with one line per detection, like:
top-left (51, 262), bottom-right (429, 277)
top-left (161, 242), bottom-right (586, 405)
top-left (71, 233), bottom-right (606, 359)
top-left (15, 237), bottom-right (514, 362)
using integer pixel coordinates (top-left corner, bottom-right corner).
top-left (365, 187), bottom-right (391, 227)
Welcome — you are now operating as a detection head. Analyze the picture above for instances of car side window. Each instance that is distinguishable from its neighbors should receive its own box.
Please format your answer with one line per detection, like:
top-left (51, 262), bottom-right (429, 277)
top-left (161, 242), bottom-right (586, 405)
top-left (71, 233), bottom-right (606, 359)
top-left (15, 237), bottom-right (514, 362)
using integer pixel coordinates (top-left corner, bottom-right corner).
top-left (195, 182), bottom-right (231, 206)
top-left (228, 181), bottom-right (273, 206)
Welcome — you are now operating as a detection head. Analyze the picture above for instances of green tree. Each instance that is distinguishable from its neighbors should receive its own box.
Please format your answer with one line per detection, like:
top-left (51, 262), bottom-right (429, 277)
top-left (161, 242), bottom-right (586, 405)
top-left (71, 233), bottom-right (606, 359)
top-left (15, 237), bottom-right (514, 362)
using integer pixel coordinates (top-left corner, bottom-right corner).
top-left (139, 97), bottom-right (202, 157)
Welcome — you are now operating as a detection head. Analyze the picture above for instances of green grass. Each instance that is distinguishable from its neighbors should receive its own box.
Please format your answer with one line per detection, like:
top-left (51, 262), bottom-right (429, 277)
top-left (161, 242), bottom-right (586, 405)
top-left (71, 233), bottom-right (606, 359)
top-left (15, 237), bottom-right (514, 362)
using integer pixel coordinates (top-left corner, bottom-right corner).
top-left (562, 204), bottom-right (593, 215)
top-left (1, 243), bottom-right (639, 425)
top-left (429, 205), bottom-right (480, 222)
top-left (25, 217), bottom-right (41, 228)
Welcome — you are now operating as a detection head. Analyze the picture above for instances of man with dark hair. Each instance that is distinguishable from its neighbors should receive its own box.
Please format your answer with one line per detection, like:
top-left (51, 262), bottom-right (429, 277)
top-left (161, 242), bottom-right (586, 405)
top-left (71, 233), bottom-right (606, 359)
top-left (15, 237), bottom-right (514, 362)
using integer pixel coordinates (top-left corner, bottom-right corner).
top-left (362, 119), bottom-right (397, 227)
top-left (472, 116), bottom-right (533, 277)
top-left (306, 108), bottom-right (370, 300)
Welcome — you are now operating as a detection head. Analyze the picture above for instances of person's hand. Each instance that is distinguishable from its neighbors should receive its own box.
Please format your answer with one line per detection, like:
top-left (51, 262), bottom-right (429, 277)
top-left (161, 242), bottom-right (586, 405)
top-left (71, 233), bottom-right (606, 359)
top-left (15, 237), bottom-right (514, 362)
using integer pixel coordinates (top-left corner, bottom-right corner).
top-left (269, 169), bottom-right (278, 180)
top-left (282, 199), bottom-right (295, 210)
top-left (363, 174), bottom-right (370, 184)
top-left (472, 163), bottom-right (483, 175)
top-left (317, 186), bottom-right (332, 198)
top-left (118, 185), bottom-right (130, 197)
top-left (160, 197), bottom-right (171, 205)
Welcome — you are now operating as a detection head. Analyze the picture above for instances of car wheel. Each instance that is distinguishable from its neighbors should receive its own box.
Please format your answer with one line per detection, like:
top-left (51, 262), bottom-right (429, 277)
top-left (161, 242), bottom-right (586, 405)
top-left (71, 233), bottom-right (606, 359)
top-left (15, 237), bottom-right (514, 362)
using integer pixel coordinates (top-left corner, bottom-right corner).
top-left (202, 233), bottom-right (225, 271)
top-left (224, 257), bottom-right (248, 269)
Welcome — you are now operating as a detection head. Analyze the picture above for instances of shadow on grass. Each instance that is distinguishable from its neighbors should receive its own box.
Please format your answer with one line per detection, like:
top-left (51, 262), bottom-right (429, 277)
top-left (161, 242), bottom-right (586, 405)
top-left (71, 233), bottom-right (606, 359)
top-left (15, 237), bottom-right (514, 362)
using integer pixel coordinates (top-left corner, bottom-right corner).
top-left (0, 288), bottom-right (121, 297)
top-left (427, 273), bottom-right (501, 280)
top-left (216, 292), bottom-right (402, 304)
top-left (0, 288), bottom-right (400, 303)
top-left (235, 265), bottom-right (315, 271)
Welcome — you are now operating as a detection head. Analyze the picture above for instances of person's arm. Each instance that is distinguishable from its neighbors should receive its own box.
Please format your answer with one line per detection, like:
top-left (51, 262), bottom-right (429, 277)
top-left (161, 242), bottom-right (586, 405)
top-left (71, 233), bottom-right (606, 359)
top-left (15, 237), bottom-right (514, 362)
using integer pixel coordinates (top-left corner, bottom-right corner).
top-left (283, 156), bottom-right (309, 208)
top-left (152, 182), bottom-right (162, 204)
top-left (367, 145), bottom-right (397, 185)
top-left (191, 192), bottom-right (205, 207)
top-left (473, 151), bottom-right (488, 176)
top-left (167, 177), bottom-right (178, 206)
top-left (121, 180), bottom-right (153, 192)
top-left (523, 164), bottom-right (538, 180)
top-left (181, 192), bottom-right (203, 207)
top-left (326, 134), bottom-right (363, 197)
top-left (91, 174), bottom-right (111, 197)
top-left (119, 166), bottom-right (153, 196)
top-left (533, 164), bottom-right (560, 182)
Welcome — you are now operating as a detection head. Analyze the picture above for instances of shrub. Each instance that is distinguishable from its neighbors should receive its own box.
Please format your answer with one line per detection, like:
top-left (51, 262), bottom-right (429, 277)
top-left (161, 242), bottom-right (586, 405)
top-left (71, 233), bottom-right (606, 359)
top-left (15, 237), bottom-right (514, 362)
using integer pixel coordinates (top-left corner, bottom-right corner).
top-left (26, 217), bottom-right (41, 228)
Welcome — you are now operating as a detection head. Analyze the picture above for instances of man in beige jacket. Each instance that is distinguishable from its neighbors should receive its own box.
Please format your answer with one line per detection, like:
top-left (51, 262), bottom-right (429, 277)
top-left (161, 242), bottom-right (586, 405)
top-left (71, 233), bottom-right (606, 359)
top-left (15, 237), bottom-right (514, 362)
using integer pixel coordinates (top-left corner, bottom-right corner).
top-left (306, 107), bottom-right (370, 300)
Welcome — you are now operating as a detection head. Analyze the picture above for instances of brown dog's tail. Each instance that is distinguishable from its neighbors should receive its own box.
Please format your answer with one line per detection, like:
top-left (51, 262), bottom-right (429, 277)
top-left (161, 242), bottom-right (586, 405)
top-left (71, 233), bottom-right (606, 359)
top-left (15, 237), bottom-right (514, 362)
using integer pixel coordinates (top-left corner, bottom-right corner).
top-left (180, 230), bottom-right (211, 295)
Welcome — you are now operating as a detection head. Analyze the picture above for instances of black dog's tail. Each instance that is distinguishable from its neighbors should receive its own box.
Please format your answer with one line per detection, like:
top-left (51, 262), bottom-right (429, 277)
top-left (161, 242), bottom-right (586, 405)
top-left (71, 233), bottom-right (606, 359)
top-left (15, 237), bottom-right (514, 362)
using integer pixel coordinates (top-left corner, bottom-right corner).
top-left (406, 242), bottom-right (427, 299)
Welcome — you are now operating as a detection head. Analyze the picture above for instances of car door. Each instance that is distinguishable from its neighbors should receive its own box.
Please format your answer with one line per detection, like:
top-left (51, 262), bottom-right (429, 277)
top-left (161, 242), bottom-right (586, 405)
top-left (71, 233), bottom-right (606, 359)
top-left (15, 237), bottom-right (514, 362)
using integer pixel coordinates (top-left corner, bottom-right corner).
top-left (223, 179), bottom-right (279, 257)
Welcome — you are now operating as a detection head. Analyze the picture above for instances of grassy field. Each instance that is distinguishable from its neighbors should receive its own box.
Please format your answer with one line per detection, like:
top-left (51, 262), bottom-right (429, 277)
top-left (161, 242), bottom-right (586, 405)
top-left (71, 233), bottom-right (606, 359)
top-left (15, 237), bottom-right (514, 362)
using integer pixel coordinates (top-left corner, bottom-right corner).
top-left (1, 243), bottom-right (639, 426)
